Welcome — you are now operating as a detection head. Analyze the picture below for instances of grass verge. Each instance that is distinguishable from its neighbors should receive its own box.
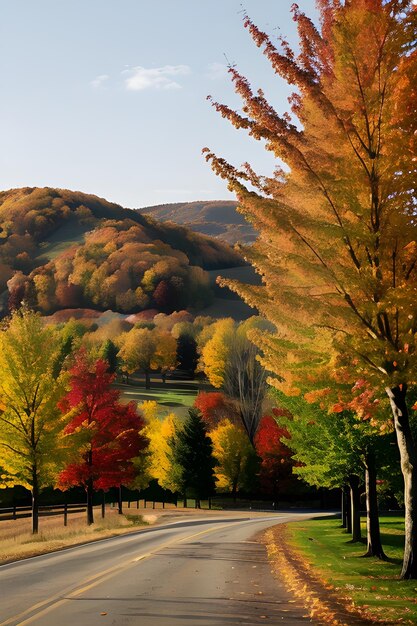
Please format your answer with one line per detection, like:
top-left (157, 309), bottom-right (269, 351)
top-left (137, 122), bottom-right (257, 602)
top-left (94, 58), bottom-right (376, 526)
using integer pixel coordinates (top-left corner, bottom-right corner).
top-left (0, 509), bottom-right (147, 565)
top-left (265, 516), bottom-right (416, 625)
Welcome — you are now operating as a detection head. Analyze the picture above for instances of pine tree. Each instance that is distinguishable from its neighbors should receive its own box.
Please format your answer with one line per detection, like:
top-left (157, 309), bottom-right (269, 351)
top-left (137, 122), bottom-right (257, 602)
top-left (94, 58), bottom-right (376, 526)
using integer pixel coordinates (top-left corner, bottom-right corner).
top-left (100, 339), bottom-right (119, 374)
top-left (169, 408), bottom-right (216, 506)
top-left (206, 1), bottom-right (417, 578)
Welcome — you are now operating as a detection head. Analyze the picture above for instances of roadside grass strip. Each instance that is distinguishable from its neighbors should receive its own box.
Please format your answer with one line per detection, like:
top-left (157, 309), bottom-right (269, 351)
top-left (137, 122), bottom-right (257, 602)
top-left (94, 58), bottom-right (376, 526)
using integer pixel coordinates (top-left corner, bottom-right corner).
top-left (264, 517), bottom-right (416, 625)
top-left (0, 511), bottom-right (147, 564)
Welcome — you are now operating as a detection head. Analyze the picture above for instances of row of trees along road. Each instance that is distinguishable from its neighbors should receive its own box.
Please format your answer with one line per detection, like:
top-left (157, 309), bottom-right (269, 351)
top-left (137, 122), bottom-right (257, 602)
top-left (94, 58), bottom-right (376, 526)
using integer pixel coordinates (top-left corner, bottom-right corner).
top-left (0, 309), bottom-right (229, 531)
top-left (205, 0), bottom-right (417, 578)
top-left (0, 309), bottom-right (149, 532)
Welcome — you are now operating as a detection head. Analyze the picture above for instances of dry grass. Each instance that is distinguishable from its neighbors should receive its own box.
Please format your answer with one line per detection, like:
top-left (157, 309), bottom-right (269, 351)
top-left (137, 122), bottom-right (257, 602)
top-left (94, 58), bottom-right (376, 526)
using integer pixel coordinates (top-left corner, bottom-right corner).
top-left (0, 507), bottom-right (148, 564)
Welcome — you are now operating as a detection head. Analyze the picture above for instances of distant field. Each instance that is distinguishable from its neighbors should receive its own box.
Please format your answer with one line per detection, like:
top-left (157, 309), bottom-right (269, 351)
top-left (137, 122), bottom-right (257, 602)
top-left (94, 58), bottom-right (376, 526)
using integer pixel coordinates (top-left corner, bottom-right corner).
top-left (35, 221), bottom-right (91, 261)
top-left (117, 380), bottom-right (201, 419)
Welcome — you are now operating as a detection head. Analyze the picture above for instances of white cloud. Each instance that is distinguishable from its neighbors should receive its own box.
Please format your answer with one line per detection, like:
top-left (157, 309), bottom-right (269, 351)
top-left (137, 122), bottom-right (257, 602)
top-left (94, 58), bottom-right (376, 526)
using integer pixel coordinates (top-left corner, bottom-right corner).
top-left (206, 62), bottom-right (229, 81)
top-left (91, 74), bottom-right (109, 89)
top-left (123, 65), bottom-right (191, 91)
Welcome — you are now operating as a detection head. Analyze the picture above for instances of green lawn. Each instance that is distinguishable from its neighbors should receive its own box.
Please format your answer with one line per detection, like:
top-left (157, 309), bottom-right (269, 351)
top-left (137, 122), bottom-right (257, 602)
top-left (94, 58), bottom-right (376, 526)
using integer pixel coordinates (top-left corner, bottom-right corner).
top-left (287, 516), bottom-right (417, 624)
top-left (117, 381), bottom-right (199, 419)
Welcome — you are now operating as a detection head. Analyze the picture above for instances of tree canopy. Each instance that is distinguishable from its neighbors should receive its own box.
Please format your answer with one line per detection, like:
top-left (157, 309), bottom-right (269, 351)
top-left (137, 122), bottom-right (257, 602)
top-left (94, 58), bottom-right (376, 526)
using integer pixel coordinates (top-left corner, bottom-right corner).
top-left (206, 0), bottom-right (417, 577)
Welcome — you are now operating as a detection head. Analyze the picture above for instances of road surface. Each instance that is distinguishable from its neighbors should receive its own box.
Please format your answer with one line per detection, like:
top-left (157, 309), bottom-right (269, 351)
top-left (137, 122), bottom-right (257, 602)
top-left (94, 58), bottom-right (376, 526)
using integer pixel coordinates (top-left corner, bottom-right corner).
top-left (0, 513), bottom-right (317, 625)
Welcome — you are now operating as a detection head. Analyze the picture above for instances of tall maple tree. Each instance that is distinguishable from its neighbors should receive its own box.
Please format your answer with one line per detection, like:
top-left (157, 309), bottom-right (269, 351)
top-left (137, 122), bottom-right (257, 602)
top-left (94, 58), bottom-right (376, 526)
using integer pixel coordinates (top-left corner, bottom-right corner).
top-left (206, 1), bottom-right (417, 577)
top-left (0, 309), bottom-right (71, 533)
top-left (58, 352), bottom-right (147, 525)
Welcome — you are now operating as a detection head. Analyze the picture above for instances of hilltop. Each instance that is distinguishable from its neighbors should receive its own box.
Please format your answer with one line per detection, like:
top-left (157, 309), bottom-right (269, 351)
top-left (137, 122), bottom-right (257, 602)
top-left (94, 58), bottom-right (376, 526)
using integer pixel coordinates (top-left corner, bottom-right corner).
top-left (139, 200), bottom-right (257, 245)
top-left (0, 187), bottom-right (246, 317)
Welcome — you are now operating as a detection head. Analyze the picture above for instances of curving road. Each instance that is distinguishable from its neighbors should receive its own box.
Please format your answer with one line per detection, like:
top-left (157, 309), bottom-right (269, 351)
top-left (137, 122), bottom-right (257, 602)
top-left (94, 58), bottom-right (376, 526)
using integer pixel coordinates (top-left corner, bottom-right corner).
top-left (0, 513), bottom-right (318, 626)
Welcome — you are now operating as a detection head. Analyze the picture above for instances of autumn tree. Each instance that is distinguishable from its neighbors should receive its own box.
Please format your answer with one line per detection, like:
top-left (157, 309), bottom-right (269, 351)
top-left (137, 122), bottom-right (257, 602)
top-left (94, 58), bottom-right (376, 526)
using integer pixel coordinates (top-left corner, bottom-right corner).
top-left (206, 1), bottom-right (417, 578)
top-left (200, 317), bottom-right (269, 442)
top-left (0, 309), bottom-right (71, 533)
top-left (58, 352), bottom-right (147, 525)
top-left (118, 327), bottom-right (176, 388)
top-left (194, 391), bottom-right (240, 430)
top-left (169, 408), bottom-right (216, 507)
top-left (140, 401), bottom-right (180, 492)
top-left (210, 419), bottom-right (258, 500)
top-left (254, 412), bottom-right (297, 505)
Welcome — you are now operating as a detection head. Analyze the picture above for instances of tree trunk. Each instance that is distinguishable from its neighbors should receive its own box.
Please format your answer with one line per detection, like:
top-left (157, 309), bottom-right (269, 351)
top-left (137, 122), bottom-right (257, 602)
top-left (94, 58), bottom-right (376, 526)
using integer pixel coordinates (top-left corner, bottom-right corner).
top-left (346, 488), bottom-right (352, 534)
top-left (386, 385), bottom-right (417, 579)
top-left (86, 477), bottom-right (94, 525)
top-left (31, 465), bottom-right (39, 535)
top-left (363, 449), bottom-right (386, 559)
top-left (118, 485), bottom-right (123, 514)
top-left (349, 475), bottom-right (362, 542)
top-left (341, 487), bottom-right (347, 529)
top-left (232, 481), bottom-right (238, 503)
top-left (145, 370), bottom-right (151, 390)
top-left (86, 447), bottom-right (94, 525)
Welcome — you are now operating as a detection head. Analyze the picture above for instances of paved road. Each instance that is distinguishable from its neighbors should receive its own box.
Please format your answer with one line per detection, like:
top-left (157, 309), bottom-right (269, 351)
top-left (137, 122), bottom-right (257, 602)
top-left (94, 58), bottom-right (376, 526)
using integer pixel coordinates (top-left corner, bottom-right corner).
top-left (0, 514), bottom-right (317, 626)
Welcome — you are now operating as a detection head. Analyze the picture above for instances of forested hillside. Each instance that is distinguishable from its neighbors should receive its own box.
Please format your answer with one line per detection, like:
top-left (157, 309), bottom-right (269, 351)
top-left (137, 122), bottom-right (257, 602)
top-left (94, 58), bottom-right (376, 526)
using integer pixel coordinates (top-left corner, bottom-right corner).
top-left (0, 187), bottom-right (245, 315)
top-left (140, 200), bottom-right (257, 245)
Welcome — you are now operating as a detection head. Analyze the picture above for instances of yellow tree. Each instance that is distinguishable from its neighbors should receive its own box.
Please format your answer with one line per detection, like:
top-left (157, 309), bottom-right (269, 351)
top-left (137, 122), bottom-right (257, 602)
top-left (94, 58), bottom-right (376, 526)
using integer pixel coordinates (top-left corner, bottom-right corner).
top-left (118, 327), bottom-right (176, 388)
top-left (140, 401), bottom-right (179, 491)
top-left (152, 330), bottom-right (177, 383)
top-left (0, 309), bottom-right (72, 533)
top-left (201, 317), bottom-right (269, 442)
top-left (210, 419), bottom-right (257, 500)
top-left (206, 1), bottom-right (417, 578)
top-left (200, 318), bottom-right (234, 388)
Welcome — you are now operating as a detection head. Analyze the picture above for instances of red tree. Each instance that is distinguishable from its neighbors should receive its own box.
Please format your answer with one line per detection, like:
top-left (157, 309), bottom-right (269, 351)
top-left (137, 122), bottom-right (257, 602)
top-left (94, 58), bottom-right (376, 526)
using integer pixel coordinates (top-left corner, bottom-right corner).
top-left (58, 352), bottom-right (147, 524)
top-left (194, 392), bottom-right (240, 430)
top-left (254, 411), bottom-right (295, 502)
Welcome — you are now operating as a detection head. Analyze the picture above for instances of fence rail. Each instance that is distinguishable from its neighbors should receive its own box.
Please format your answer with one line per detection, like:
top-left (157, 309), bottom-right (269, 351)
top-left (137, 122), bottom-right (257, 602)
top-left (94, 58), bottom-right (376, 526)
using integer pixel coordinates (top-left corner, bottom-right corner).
top-left (0, 503), bottom-right (86, 523)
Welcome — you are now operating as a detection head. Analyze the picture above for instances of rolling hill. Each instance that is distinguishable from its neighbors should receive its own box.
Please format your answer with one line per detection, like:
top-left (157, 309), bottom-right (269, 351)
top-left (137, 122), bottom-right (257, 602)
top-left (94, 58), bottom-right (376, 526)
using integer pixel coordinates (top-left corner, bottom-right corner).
top-left (0, 187), bottom-right (247, 317)
top-left (139, 200), bottom-right (257, 245)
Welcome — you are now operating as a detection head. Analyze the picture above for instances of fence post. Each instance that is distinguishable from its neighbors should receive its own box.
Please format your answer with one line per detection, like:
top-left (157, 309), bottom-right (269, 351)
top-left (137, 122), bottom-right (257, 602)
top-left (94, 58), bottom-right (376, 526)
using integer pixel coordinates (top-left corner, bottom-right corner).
top-left (144, 499), bottom-right (147, 508)
top-left (153, 501), bottom-right (155, 510)
top-left (12, 504), bottom-right (16, 520)
top-left (64, 503), bottom-right (68, 527)
top-left (102, 492), bottom-right (106, 519)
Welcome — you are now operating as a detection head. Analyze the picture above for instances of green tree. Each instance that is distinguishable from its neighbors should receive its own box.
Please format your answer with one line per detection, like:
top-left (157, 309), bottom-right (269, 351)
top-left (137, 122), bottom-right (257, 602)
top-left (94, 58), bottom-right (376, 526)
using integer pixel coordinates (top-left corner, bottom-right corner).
top-left (169, 408), bottom-right (216, 507)
top-left (0, 309), bottom-right (72, 533)
top-left (206, 1), bottom-right (417, 577)
top-left (100, 338), bottom-right (119, 374)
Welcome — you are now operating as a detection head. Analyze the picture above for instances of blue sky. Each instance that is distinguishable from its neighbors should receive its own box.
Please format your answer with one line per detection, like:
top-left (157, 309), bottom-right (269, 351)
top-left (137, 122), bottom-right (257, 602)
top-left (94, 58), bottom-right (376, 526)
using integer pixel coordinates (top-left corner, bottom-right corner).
top-left (0, 0), bottom-right (317, 208)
